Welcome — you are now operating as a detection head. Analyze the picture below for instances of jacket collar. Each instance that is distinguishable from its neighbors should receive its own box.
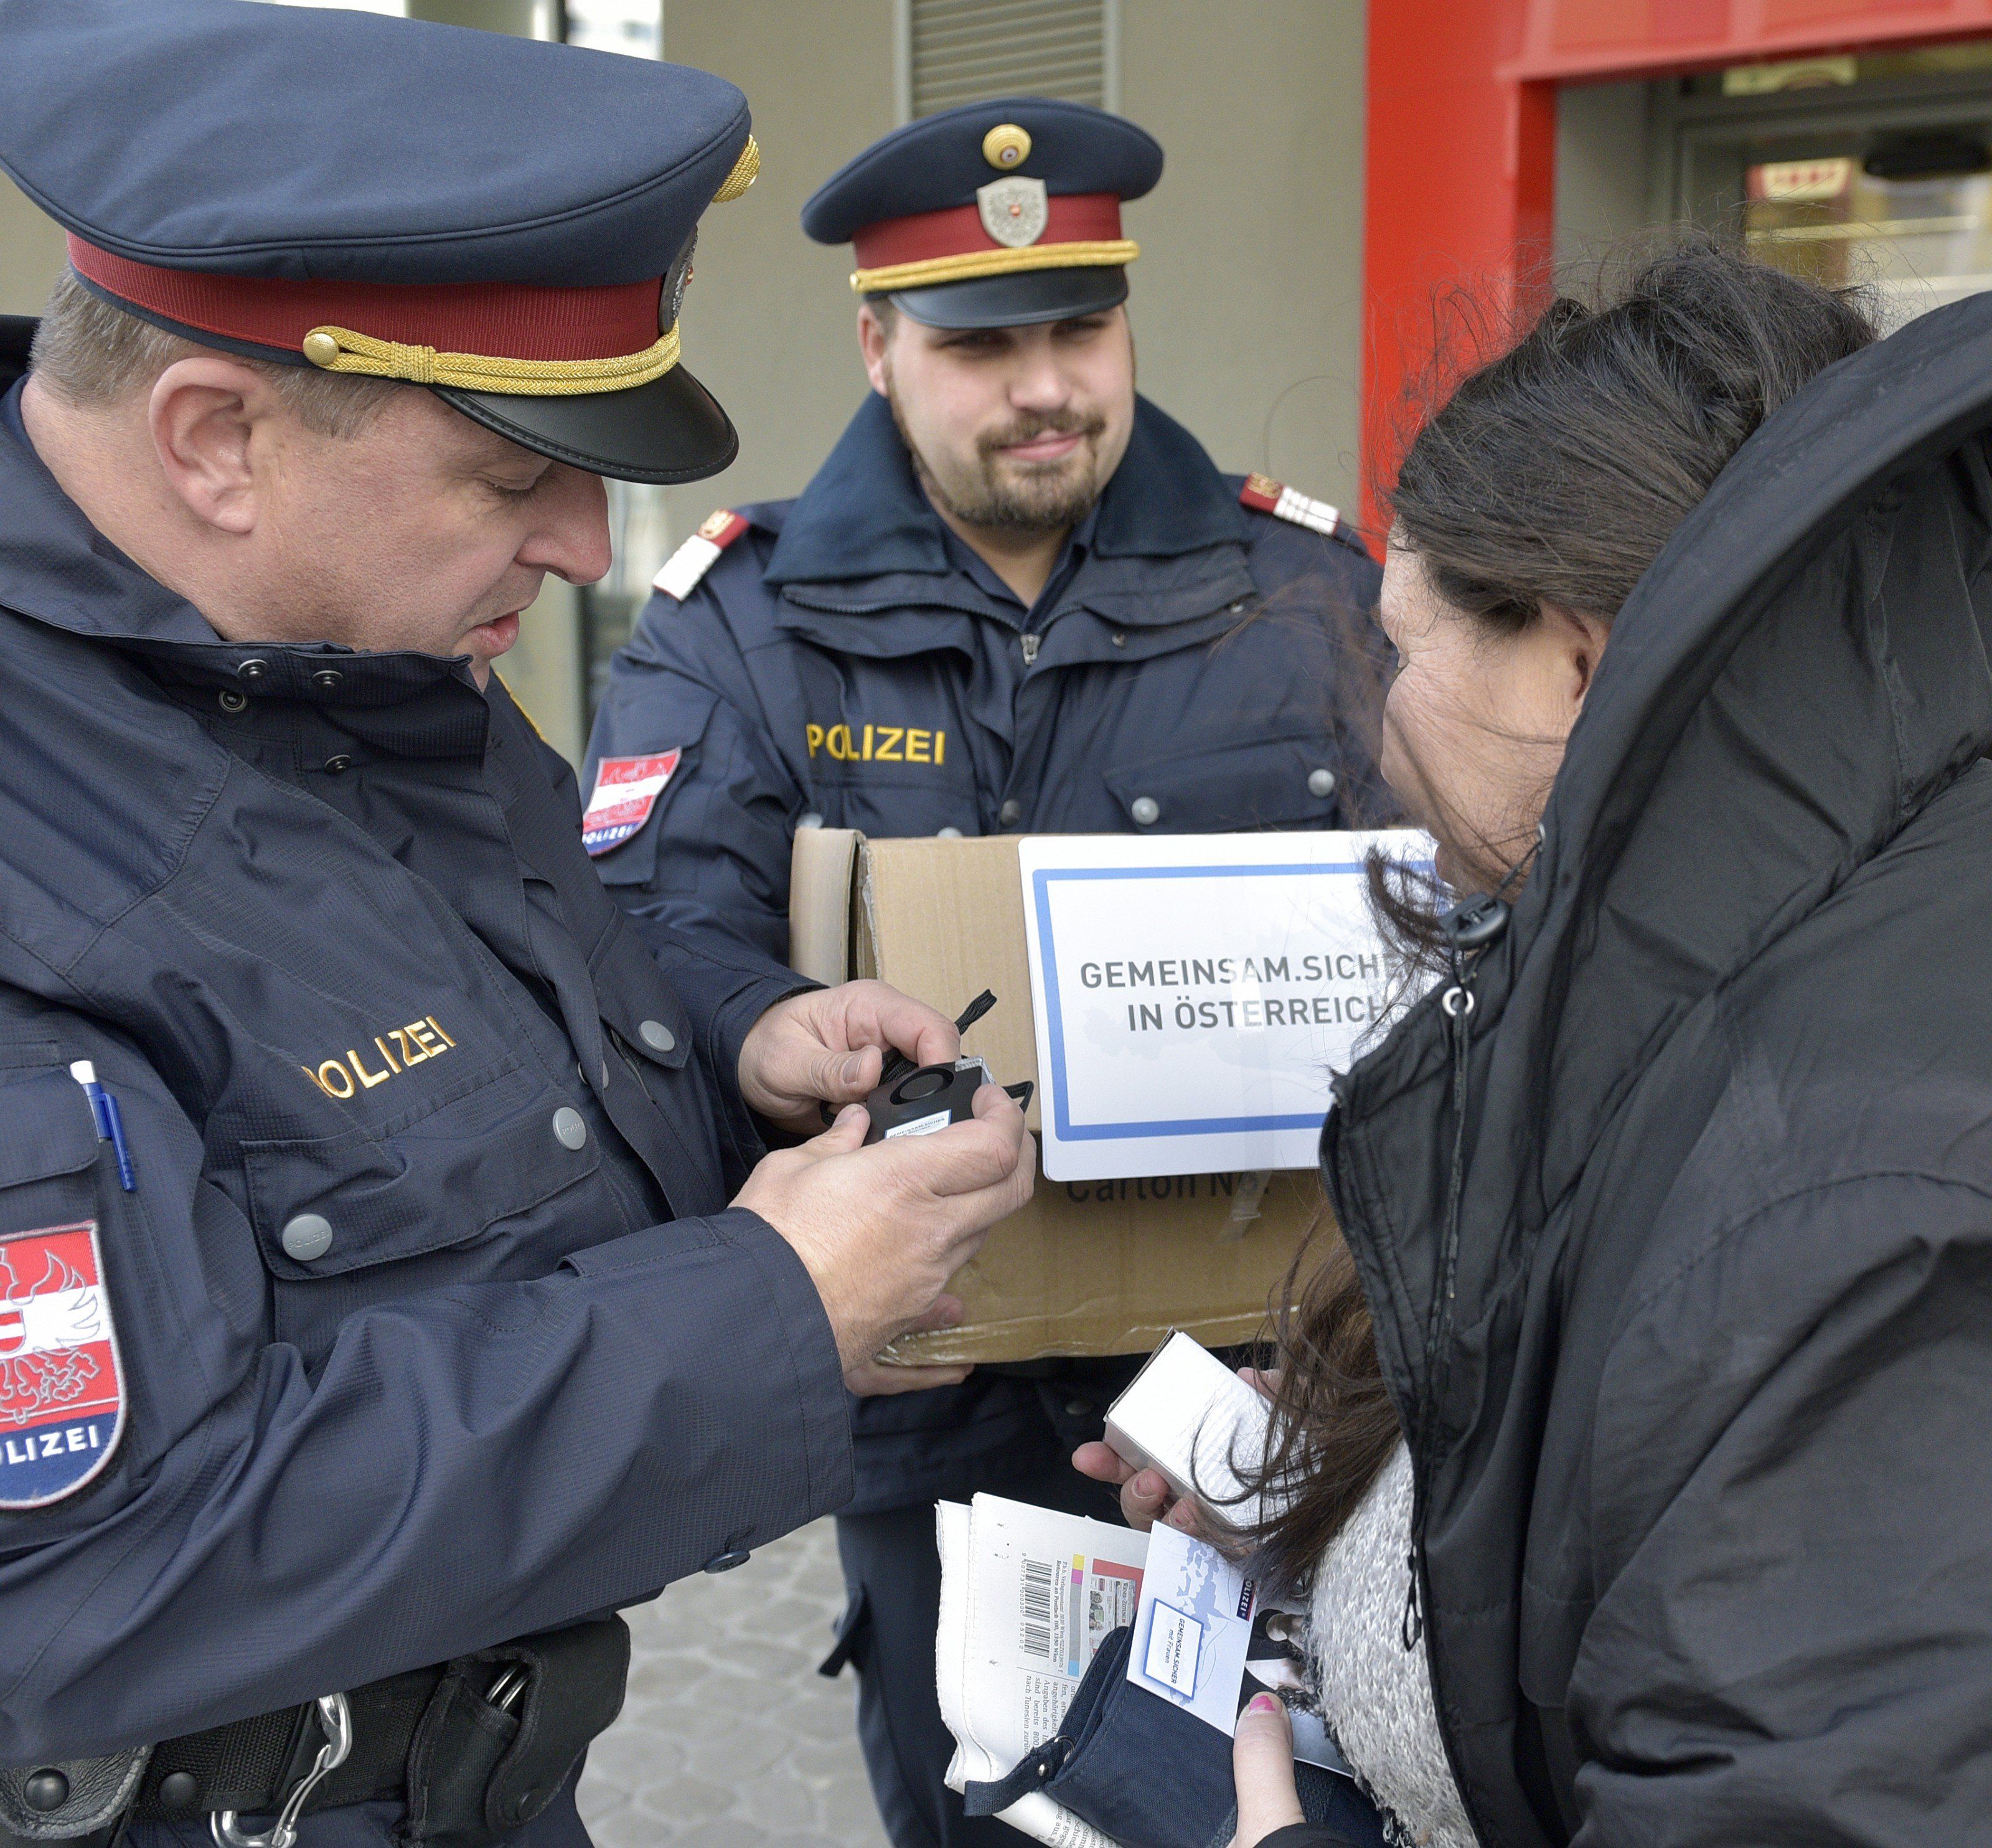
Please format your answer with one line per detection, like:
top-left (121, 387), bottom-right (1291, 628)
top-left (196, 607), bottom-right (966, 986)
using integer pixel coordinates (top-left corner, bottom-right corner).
top-left (0, 377), bottom-right (474, 704)
top-left (764, 389), bottom-right (1247, 588)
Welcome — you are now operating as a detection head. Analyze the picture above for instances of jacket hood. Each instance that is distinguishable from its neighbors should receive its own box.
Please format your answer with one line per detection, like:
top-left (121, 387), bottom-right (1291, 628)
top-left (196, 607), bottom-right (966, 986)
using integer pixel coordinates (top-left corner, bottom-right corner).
top-left (1333, 288), bottom-right (1992, 1417)
top-left (763, 390), bottom-right (1247, 585)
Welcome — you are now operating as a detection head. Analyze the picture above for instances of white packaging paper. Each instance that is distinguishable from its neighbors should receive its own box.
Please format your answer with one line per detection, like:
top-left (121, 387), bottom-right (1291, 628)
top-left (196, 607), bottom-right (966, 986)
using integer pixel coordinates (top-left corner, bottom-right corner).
top-left (936, 1494), bottom-right (1149, 1847)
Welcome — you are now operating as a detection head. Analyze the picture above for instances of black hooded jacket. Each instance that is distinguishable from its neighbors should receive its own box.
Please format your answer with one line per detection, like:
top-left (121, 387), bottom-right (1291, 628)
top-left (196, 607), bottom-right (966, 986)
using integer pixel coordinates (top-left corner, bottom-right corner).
top-left (1320, 290), bottom-right (1992, 1844)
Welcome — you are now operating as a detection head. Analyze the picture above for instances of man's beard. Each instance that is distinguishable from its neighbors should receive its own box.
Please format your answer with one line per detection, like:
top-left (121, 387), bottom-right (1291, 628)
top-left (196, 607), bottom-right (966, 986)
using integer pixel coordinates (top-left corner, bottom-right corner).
top-left (889, 383), bottom-right (1107, 534)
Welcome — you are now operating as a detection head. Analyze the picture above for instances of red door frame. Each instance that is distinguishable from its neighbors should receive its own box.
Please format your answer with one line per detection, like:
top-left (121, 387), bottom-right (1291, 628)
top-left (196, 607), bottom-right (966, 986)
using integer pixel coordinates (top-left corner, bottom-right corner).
top-left (1361, 0), bottom-right (1992, 532)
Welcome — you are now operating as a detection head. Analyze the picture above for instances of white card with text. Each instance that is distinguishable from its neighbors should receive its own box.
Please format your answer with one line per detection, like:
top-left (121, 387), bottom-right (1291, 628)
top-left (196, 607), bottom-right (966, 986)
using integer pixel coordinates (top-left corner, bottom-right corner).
top-left (1017, 831), bottom-right (1431, 1181)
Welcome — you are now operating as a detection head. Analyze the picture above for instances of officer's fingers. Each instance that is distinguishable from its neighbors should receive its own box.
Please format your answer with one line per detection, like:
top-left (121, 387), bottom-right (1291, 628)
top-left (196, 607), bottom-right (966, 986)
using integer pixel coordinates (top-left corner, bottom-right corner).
top-left (846, 1358), bottom-right (974, 1395)
top-left (804, 1041), bottom-right (881, 1106)
top-left (882, 1098), bottom-right (1028, 1203)
top-left (1231, 1696), bottom-right (1305, 1848)
top-left (1071, 1440), bottom-right (1138, 1487)
top-left (848, 979), bottom-right (961, 1068)
top-left (805, 1103), bottom-right (873, 1154)
top-left (906, 1293), bottom-right (965, 1335)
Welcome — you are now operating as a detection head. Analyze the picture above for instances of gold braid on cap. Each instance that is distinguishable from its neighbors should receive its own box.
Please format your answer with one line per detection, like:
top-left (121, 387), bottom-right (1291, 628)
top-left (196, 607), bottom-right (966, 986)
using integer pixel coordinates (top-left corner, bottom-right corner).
top-left (296, 133), bottom-right (758, 393)
top-left (713, 135), bottom-right (760, 203)
top-left (850, 238), bottom-right (1139, 295)
top-left (301, 321), bottom-right (681, 395)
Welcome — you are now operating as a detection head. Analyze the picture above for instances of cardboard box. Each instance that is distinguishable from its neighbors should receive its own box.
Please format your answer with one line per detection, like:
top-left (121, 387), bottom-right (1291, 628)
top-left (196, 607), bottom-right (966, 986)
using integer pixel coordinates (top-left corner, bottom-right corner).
top-left (789, 827), bottom-right (1327, 1363)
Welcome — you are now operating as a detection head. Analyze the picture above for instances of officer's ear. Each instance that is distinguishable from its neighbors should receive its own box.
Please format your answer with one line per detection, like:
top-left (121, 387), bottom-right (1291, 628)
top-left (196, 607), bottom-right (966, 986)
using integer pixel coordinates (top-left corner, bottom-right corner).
top-left (146, 355), bottom-right (289, 536)
top-left (857, 300), bottom-right (895, 398)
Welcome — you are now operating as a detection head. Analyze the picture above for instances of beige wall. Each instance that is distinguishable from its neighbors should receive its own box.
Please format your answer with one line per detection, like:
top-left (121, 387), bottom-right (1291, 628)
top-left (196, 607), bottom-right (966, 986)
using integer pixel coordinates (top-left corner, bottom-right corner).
top-left (652, 0), bottom-right (901, 539)
top-left (1, 172), bottom-right (68, 316)
top-left (1120, 0), bottom-right (1367, 516)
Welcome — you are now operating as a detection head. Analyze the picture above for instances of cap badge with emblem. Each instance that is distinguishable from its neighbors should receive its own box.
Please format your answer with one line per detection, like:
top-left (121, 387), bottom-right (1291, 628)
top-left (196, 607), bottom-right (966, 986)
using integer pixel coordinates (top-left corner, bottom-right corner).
top-left (977, 175), bottom-right (1048, 248)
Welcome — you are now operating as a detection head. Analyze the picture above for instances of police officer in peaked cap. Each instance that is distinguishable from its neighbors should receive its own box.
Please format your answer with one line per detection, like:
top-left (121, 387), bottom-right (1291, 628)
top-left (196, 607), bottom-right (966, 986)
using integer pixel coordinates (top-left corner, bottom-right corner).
top-left (0, 4), bottom-right (1035, 1844)
top-left (584, 97), bottom-right (1385, 1847)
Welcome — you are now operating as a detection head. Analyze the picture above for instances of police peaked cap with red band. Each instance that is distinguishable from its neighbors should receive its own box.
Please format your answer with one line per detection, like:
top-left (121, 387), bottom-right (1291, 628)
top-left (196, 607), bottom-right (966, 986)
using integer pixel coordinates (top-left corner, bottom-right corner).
top-left (801, 97), bottom-right (1162, 330)
top-left (0, 0), bottom-right (761, 483)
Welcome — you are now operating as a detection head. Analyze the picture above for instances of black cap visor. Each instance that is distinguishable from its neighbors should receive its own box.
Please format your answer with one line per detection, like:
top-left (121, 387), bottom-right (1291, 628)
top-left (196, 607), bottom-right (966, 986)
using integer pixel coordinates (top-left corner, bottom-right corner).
top-left (887, 265), bottom-right (1127, 331)
top-left (433, 359), bottom-right (738, 484)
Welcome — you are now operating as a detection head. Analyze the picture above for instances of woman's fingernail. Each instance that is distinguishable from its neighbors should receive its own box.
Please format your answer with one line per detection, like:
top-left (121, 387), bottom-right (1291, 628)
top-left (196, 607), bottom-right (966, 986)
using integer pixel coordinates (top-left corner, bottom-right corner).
top-left (1246, 1693), bottom-right (1283, 1715)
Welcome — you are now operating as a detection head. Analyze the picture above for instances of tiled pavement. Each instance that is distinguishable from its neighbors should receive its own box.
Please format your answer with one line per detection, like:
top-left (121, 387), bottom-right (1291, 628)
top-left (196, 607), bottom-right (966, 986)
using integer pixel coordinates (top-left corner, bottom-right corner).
top-left (576, 1519), bottom-right (892, 1848)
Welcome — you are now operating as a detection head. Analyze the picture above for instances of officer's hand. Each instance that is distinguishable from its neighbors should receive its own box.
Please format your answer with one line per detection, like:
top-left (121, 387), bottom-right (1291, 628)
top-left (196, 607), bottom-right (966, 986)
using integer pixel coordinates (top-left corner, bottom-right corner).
top-left (733, 1085), bottom-right (1033, 1377)
top-left (1230, 1694), bottom-right (1305, 1847)
top-left (738, 981), bottom-right (960, 1135)
top-left (844, 1296), bottom-right (975, 1397)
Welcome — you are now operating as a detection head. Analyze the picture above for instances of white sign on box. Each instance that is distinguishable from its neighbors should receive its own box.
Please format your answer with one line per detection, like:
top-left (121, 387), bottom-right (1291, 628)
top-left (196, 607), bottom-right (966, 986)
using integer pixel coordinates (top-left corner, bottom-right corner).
top-left (1018, 831), bottom-right (1431, 1182)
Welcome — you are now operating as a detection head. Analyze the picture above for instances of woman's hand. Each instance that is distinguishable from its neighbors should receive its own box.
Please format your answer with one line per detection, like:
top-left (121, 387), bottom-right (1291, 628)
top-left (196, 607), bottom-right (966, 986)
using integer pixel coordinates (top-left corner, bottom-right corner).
top-left (1230, 1693), bottom-right (1305, 1847)
top-left (1071, 1365), bottom-right (1280, 1532)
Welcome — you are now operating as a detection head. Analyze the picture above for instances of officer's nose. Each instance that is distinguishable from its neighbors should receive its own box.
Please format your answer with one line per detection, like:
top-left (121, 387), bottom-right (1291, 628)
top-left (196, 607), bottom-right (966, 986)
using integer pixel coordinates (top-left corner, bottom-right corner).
top-left (1008, 340), bottom-right (1073, 415)
top-left (520, 463), bottom-right (614, 588)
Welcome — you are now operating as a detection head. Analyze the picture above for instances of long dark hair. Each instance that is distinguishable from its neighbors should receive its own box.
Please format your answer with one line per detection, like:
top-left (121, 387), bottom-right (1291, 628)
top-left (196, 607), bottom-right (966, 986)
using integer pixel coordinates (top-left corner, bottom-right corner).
top-left (1247, 237), bottom-right (1879, 1593)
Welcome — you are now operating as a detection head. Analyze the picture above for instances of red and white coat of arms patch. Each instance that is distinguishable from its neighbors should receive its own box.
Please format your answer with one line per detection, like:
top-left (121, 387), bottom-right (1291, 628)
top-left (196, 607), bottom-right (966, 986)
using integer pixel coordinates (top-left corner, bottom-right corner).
top-left (581, 752), bottom-right (684, 857)
top-left (0, 1222), bottom-right (125, 1508)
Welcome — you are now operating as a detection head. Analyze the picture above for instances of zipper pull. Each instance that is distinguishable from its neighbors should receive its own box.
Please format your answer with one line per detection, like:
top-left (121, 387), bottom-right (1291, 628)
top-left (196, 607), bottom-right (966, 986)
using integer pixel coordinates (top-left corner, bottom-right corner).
top-left (1020, 633), bottom-right (1040, 665)
top-left (1401, 1544), bottom-right (1424, 1649)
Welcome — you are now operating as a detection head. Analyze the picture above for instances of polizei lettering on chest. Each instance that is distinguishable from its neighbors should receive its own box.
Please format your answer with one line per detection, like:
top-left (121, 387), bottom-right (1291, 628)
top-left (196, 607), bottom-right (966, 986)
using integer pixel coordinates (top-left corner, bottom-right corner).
top-left (806, 722), bottom-right (946, 765)
top-left (301, 1016), bottom-right (457, 1100)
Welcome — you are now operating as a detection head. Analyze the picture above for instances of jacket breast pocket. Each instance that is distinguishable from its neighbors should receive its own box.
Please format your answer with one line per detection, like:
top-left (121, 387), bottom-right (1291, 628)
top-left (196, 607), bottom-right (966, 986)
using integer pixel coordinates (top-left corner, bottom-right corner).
top-left (1103, 733), bottom-right (1345, 834)
top-left (242, 1056), bottom-right (601, 1283)
top-left (0, 1067), bottom-right (103, 1235)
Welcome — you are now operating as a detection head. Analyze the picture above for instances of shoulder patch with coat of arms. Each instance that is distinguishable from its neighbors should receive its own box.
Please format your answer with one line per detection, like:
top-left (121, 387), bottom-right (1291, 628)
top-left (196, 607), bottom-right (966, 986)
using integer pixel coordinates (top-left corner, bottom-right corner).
top-left (1239, 473), bottom-right (1341, 537)
top-left (0, 1220), bottom-right (125, 1508)
top-left (652, 509), bottom-right (749, 601)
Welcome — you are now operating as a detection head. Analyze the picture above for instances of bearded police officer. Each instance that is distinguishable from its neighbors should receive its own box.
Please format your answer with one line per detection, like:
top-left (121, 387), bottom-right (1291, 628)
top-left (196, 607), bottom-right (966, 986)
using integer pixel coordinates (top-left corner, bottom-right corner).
top-left (584, 98), bottom-right (1384, 1848)
top-left (0, 6), bottom-right (1034, 1847)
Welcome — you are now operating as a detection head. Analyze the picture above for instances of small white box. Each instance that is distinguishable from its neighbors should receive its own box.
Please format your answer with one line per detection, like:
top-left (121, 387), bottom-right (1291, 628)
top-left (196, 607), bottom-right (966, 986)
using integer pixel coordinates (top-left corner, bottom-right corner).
top-left (1103, 1331), bottom-right (1274, 1527)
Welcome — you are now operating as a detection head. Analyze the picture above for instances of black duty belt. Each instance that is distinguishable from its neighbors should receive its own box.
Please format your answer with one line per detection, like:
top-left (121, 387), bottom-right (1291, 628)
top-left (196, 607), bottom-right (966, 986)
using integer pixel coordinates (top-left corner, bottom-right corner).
top-left (0, 1615), bottom-right (629, 1848)
top-left (136, 1664), bottom-right (448, 1824)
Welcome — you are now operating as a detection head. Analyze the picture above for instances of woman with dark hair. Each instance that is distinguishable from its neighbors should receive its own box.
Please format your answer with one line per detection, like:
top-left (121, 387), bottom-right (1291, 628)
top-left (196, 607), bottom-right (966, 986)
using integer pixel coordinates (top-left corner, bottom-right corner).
top-left (1081, 237), bottom-right (1992, 1844)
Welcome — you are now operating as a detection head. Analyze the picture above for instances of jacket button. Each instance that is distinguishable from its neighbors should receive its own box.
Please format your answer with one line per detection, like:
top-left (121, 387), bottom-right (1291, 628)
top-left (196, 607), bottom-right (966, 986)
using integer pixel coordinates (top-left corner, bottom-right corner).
top-left (1063, 1398), bottom-right (1093, 1418)
top-left (797, 811), bottom-right (824, 830)
top-left (322, 754), bottom-right (354, 775)
top-left (1110, 631), bottom-right (1127, 648)
top-left (236, 657), bottom-right (270, 682)
top-left (552, 1107), bottom-right (588, 1151)
top-left (1130, 796), bottom-right (1160, 827)
top-left (217, 688), bottom-right (248, 714)
top-left (638, 1020), bottom-right (675, 1054)
top-left (1308, 768), bottom-right (1337, 798)
top-left (281, 1214), bottom-right (334, 1262)
top-left (312, 669), bottom-right (344, 692)
top-left (702, 1549), bottom-right (750, 1574)
top-left (999, 799), bottom-right (1023, 828)
top-left (23, 1771), bottom-right (68, 1813)
top-left (156, 1773), bottom-right (200, 1812)
top-left (936, 826), bottom-right (964, 839)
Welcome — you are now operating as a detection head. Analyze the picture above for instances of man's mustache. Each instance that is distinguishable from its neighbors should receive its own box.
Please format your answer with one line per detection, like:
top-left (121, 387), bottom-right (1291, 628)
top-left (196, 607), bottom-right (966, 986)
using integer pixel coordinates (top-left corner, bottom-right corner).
top-left (979, 412), bottom-right (1105, 460)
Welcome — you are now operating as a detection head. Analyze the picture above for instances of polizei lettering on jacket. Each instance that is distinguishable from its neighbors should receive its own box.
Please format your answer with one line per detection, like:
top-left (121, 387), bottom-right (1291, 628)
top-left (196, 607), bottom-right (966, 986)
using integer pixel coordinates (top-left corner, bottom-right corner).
top-left (1078, 952), bottom-right (1384, 1034)
top-left (806, 722), bottom-right (946, 765)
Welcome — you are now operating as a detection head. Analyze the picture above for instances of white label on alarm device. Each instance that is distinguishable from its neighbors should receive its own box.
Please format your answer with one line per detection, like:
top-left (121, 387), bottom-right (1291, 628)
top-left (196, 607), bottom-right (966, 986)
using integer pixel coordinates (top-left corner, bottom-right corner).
top-left (885, 1109), bottom-right (952, 1140)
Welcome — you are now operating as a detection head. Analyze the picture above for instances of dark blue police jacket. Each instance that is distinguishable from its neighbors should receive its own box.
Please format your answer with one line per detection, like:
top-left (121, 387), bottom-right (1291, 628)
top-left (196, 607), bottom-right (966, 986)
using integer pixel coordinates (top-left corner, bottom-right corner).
top-left (0, 364), bottom-right (852, 1829)
top-left (588, 390), bottom-right (1383, 1515)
